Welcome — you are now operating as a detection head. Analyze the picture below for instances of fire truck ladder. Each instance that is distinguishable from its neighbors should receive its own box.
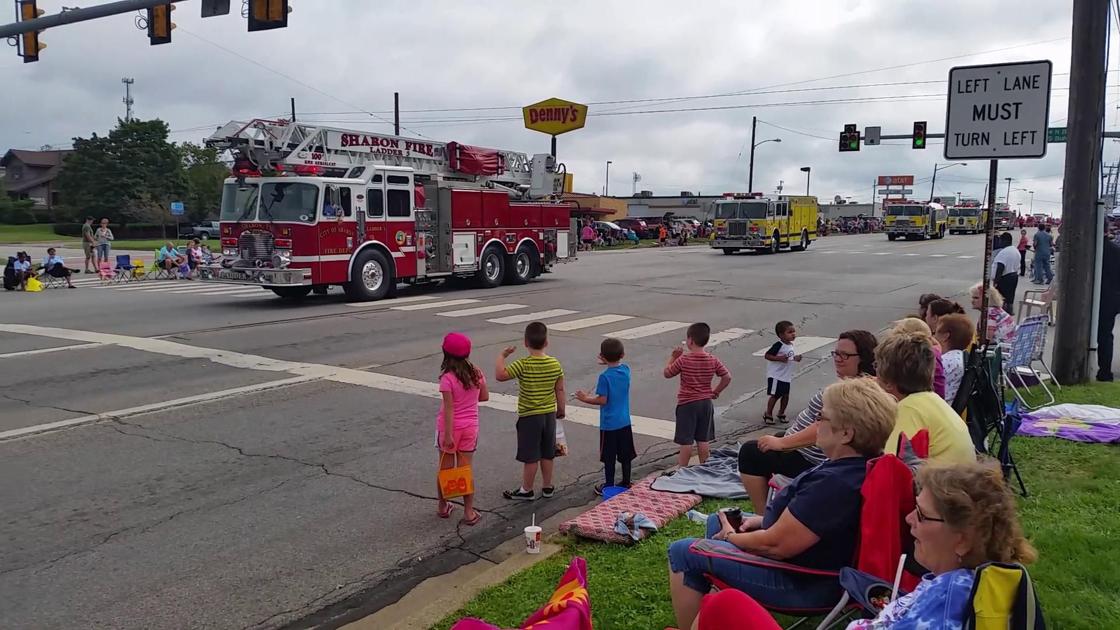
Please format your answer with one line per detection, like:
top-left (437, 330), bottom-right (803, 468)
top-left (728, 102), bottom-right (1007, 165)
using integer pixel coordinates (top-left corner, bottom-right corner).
top-left (206, 119), bottom-right (534, 190)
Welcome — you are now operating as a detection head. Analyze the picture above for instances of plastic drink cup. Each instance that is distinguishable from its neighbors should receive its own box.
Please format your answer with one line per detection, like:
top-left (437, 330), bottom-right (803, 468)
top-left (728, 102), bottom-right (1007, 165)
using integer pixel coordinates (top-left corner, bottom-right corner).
top-left (524, 525), bottom-right (542, 554)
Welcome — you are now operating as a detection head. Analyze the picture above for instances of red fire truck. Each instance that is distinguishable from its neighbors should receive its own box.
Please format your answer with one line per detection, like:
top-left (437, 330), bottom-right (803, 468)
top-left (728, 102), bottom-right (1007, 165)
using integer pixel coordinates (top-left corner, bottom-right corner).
top-left (201, 119), bottom-right (577, 301)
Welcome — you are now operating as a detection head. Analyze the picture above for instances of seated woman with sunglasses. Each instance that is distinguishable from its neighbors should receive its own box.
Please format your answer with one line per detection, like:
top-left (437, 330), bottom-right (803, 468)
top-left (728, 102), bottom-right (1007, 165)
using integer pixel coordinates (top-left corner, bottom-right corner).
top-left (737, 330), bottom-right (878, 516)
top-left (846, 461), bottom-right (1036, 629)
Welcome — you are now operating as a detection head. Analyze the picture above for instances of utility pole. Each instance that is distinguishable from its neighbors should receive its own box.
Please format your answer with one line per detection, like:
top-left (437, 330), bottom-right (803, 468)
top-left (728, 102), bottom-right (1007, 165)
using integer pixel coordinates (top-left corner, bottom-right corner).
top-left (748, 116), bottom-right (757, 192)
top-left (121, 77), bottom-right (134, 121)
top-left (1004, 177), bottom-right (1013, 204)
top-left (393, 92), bottom-right (400, 136)
top-left (604, 160), bottom-right (612, 196)
top-left (290, 97), bottom-right (296, 122)
top-left (1054, 0), bottom-right (1110, 384)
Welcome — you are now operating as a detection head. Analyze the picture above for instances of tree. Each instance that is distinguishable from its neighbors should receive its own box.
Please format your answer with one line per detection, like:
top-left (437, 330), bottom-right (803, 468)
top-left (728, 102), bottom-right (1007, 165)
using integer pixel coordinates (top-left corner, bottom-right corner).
top-left (180, 142), bottom-right (227, 224)
top-left (0, 179), bottom-right (36, 224)
top-left (56, 118), bottom-right (187, 225)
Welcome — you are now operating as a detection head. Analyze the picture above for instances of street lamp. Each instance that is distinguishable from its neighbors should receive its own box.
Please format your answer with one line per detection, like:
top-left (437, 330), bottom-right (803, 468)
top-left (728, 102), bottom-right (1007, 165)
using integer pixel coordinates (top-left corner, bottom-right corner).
top-left (604, 160), bottom-right (612, 196)
top-left (748, 137), bottom-right (780, 193)
top-left (799, 166), bottom-right (811, 195)
top-left (928, 162), bottom-right (967, 202)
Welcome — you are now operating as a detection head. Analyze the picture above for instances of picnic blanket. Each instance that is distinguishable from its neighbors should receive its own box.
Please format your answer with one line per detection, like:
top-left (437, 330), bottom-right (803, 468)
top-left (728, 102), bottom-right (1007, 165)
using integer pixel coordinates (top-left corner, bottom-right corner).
top-left (559, 473), bottom-right (701, 545)
top-left (1018, 403), bottom-right (1120, 443)
top-left (649, 445), bottom-right (748, 499)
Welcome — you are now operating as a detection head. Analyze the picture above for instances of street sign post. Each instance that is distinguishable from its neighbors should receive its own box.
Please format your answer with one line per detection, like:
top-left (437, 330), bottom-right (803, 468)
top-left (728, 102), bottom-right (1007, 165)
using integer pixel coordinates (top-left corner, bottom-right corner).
top-left (944, 60), bottom-right (1052, 160)
top-left (169, 201), bottom-right (185, 216)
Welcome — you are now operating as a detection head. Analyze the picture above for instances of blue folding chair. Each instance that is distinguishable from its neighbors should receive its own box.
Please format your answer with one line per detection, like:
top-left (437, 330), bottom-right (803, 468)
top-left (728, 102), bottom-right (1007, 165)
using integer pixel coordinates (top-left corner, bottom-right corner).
top-left (1002, 315), bottom-right (1056, 409)
top-left (112, 254), bottom-right (136, 283)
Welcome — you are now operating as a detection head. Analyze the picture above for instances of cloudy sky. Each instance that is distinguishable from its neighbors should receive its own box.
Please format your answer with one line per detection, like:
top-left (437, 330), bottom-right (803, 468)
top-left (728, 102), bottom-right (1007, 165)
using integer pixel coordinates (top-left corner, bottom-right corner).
top-left (2, 0), bottom-right (1114, 215)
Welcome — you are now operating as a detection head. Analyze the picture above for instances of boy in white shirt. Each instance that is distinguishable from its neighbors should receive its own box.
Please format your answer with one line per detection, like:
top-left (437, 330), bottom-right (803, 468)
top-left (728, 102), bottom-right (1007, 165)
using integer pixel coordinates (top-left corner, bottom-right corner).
top-left (763, 320), bottom-right (801, 424)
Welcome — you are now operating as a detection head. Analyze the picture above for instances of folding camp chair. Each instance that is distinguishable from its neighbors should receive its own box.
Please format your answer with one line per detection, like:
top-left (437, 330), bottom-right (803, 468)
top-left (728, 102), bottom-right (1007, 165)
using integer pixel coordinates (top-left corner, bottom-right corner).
top-left (955, 346), bottom-right (1028, 496)
top-left (97, 260), bottom-right (114, 283)
top-left (130, 258), bottom-right (146, 279)
top-left (1002, 315), bottom-right (1056, 410)
top-left (36, 267), bottom-right (66, 289)
top-left (112, 255), bottom-right (136, 284)
top-left (145, 250), bottom-right (176, 280)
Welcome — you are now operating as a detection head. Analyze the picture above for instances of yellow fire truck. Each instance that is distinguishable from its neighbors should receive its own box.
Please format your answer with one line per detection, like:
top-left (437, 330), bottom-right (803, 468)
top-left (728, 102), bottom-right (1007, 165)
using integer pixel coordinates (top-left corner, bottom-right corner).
top-left (948, 200), bottom-right (984, 234)
top-left (883, 200), bottom-right (948, 241)
top-left (710, 193), bottom-right (819, 254)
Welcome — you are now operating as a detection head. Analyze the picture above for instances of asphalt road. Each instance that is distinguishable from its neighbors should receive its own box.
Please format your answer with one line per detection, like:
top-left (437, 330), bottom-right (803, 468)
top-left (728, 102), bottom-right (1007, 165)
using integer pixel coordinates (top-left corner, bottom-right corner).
top-left (1, 232), bottom-right (997, 629)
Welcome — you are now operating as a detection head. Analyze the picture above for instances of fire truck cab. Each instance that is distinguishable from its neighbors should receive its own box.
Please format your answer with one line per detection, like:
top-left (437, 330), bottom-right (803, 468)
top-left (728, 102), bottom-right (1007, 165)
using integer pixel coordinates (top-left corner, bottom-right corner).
top-left (204, 120), bottom-right (577, 301)
top-left (710, 193), bottom-right (819, 254)
top-left (948, 199), bottom-right (984, 234)
top-left (883, 200), bottom-right (948, 241)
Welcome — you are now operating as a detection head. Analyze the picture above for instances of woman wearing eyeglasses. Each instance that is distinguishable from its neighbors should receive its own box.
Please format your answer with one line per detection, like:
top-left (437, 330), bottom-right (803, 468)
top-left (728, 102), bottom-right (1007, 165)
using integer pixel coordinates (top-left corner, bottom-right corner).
top-left (846, 461), bottom-right (1036, 629)
top-left (737, 330), bottom-right (878, 518)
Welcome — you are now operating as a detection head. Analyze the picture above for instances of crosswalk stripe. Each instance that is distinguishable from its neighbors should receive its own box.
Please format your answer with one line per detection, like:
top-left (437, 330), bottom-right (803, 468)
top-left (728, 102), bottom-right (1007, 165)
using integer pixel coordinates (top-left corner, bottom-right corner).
top-left (873, 252), bottom-right (892, 256)
top-left (437, 303), bottom-right (526, 317)
top-left (929, 254), bottom-right (947, 257)
top-left (345, 296), bottom-right (435, 308)
top-left (605, 320), bottom-right (690, 340)
top-left (549, 314), bottom-right (632, 331)
top-left (957, 255), bottom-right (975, 259)
top-left (156, 286), bottom-right (234, 294)
top-left (197, 289), bottom-right (272, 297)
top-left (391, 298), bottom-right (480, 311)
top-left (904, 253), bottom-right (921, 256)
top-left (705, 327), bottom-right (754, 349)
top-left (112, 284), bottom-right (205, 293)
top-left (487, 309), bottom-right (578, 324)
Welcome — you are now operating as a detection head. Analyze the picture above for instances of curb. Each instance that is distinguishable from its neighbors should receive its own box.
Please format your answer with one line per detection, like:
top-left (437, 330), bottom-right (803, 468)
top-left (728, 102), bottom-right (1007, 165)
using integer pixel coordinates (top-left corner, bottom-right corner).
top-left (342, 503), bottom-right (589, 630)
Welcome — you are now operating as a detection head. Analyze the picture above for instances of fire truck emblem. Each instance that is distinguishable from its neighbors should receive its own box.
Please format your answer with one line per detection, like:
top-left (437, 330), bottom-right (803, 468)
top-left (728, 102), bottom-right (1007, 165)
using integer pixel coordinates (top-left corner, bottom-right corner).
top-left (395, 230), bottom-right (407, 246)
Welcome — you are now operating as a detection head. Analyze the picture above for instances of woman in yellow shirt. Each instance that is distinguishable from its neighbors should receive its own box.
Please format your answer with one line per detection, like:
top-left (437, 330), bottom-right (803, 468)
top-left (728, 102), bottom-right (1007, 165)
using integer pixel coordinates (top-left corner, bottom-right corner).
top-left (875, 331), bottom-right (976, 465)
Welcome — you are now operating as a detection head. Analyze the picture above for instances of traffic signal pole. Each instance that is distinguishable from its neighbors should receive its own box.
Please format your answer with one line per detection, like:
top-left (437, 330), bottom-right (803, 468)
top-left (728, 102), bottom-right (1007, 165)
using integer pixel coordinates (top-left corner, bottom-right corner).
top-left (0, 0), bottom-right (185, 39)
top-left (1054, 0), bottom-right (1110, 384)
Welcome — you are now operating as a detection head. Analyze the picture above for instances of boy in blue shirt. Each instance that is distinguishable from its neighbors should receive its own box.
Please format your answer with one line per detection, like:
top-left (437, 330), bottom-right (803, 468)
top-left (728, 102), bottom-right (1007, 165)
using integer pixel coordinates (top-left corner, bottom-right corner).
top-left (576, 337), bottom-right (636, 494)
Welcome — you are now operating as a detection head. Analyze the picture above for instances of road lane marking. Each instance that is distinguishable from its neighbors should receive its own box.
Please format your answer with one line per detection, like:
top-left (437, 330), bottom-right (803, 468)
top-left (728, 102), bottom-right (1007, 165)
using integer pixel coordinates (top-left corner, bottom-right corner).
top-left (706, 328), bottom-right (755, 349)
top-left (195, 289), bottom-right (274, 297)
top-left (904, 253), bottom-right (921, 256)
top-left (0, 375), bottom-right (322, 441)
top-left (391, 298), bottom-right (480, 311)
top-left (549, 314), bottom-right (633, 331)
top-left (752, 335), bottom-right (835, 357)
top-left (929, 254), bottom-right (947, 257)
top-left (606, 321), bottom-right (690, 340)
top-left (345, 296), bottom-right (435, 308)
top-left (0, 324), bottom-right (676, 440)
top-left (487, 309), bottom-right (578, 324)
top-left (957, 255), bottom-right (976, 259)
top-left (873, 252), bottom-right (892, 256)
top-left (437, 304), bottom-right (526, 318)
top-left (0, 342), bottom-right (102, 359)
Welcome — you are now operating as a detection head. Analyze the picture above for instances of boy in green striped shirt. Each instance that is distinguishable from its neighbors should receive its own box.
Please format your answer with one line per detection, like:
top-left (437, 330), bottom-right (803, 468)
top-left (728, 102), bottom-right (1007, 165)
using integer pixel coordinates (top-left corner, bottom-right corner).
top-left (496, 321), bottom-right (566, 501)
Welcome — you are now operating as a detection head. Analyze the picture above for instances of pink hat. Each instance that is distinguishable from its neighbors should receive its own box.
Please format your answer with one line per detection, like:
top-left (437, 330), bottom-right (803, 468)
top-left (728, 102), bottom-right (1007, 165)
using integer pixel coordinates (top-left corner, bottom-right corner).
top-left (442, 332), bottom-right (472, 358)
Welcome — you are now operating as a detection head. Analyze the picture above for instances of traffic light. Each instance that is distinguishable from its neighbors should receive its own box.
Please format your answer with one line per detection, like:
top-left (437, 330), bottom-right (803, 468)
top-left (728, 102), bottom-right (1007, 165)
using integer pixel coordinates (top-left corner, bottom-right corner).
top-left (248, 0), bottom-right (290, 32)
top-left (147, 3), bottom-right (176, 45)
top-left (839, 124), bottom-right (860, 152)
top-left (18, 0), bottom-right (46, 63)
top-left (912, 121), bottom-right (927, 150)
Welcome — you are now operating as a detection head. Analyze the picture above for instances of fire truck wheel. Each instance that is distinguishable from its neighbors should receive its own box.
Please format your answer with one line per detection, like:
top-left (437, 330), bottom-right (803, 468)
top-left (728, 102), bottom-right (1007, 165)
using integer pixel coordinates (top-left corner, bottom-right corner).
top-left (346, 249), bottom-right (393, 301)
top-left (887, 233), bottom-right (898, 241)
top-left (506, 247), bottom-right (535, 285)
top-left (770, 231), bottom-right (781, 254)
top-left (721, 248), bottom-right (738, 255)
top-left (791, 230), bottom-right (809, 252)
top-left (271, 286), bottom-right (312, 300)
top-left (477, 247), bottom-right (506, 288)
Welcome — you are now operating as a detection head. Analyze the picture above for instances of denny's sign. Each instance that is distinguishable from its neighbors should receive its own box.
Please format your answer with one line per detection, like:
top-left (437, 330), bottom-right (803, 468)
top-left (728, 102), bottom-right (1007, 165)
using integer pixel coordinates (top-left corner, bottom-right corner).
top-left (522, 97), bottom-right (588, 136)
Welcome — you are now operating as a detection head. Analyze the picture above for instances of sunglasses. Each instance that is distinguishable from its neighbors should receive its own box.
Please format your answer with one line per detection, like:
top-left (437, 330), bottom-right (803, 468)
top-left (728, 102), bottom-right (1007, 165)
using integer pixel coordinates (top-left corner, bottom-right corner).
top-left (915, 503), bottom-right (946, 523)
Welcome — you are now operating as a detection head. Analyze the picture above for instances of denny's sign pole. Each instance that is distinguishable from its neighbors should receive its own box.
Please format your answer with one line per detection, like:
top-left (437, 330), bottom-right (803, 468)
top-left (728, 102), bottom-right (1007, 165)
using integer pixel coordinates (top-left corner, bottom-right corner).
top-left (523, 97), bottom-right (588, 157)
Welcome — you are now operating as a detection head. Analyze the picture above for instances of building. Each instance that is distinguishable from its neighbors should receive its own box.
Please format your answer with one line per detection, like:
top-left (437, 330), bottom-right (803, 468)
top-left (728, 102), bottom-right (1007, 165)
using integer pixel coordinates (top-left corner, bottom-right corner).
top-left (561, 192), bottom-right (629, 221)
top-left (818, 201), bottom-right (881, 220)
top-left (625, 191), bottom-right (722, 220)
top-left (1, 148), bottom-right (73, 211)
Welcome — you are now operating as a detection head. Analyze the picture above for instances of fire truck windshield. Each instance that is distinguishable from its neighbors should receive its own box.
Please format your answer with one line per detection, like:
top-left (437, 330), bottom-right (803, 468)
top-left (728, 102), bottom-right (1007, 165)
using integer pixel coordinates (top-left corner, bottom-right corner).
top-left (886, 205), bottom-right (924, 216)
top-left (259, 182), bottom-right (319, 223)
top-left (739, 202), bottom-right (768, 219)
top-left (714, 202), bottom-right (738, 220)
top-left (950, 207), bottom-right (980, 217)
top-left (221, 183), bottom-right (259, 221)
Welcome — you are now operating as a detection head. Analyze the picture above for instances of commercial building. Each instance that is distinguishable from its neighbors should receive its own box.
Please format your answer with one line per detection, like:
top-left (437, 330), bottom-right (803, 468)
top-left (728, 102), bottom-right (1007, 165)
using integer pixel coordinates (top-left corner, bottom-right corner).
top-left (625, 191), bottom-right (722, 220)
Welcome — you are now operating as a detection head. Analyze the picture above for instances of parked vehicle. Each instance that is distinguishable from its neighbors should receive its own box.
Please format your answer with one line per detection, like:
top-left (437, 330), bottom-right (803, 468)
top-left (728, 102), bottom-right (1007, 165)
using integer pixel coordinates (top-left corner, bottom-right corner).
top-left (179, 221), bottom-right (221, 240)
top-left (615, 217), bottom-right (651, 238)
top-left (594, 220), bottom-right (625, 245)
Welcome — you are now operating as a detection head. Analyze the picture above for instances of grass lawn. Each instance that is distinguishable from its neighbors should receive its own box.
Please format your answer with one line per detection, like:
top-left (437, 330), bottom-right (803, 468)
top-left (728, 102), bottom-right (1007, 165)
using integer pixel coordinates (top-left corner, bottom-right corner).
top-left (434, 383), bottom-right (1120, 630)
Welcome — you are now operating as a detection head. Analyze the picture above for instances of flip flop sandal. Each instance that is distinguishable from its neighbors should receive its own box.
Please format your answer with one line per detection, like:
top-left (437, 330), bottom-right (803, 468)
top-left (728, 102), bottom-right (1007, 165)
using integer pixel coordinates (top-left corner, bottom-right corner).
top-left (437, 502), bottom-right (454, 519)
top-left (763, 415), bottom-right (775, 425)
top-left (460, 511), bottom-right (482, 526)
top-left (777, 415), bottom-right (788, 423)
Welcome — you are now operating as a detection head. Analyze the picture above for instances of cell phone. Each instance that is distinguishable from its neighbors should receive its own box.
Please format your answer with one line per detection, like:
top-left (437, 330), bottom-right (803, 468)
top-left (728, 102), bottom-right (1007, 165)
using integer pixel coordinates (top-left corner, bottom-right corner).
top-left (719, 507), bottom-right (742, 531)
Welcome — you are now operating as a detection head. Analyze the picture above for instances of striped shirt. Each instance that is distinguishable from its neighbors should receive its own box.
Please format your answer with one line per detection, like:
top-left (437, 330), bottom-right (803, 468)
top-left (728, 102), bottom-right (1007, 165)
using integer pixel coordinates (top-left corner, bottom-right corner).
top-left (664, 351), bottom-right (730, 405)
top-left (785, 389), bottom-right (827, 465)
top-left (506, 354), bottom-right (564, 416)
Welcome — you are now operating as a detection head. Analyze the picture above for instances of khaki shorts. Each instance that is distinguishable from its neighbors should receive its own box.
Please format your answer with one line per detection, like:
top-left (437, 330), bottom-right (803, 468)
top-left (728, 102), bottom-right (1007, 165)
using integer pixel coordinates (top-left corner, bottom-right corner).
top-left (82, 242), bottom-right (94, 255)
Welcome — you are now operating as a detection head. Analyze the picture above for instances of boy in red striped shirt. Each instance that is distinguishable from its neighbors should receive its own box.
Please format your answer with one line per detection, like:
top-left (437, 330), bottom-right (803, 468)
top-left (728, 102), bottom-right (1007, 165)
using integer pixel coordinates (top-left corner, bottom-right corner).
top-left (664, 322), bottom-right (732, 468)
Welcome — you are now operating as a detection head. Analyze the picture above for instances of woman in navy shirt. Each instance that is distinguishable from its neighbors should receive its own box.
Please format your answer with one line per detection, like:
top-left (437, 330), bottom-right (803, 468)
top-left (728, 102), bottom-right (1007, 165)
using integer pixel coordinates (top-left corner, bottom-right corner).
top-left (668, 378), bottom-right (897, 629)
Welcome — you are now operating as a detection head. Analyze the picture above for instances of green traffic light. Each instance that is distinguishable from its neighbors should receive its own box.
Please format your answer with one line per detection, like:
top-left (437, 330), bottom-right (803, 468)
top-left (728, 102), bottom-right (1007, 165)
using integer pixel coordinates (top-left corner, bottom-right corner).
top-left (914, 138), bottom-right (925, 148)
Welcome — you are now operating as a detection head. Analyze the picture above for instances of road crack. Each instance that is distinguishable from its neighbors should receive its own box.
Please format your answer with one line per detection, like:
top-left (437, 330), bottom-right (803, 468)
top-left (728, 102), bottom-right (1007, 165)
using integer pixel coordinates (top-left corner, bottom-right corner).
top-left (0, 393), bottom-right (94, 417)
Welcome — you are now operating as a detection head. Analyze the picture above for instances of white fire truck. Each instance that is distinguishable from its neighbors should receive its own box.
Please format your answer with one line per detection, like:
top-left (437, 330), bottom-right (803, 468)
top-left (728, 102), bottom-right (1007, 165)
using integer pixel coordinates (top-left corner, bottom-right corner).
top-left (201, 119), bottom-right (577, 301)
